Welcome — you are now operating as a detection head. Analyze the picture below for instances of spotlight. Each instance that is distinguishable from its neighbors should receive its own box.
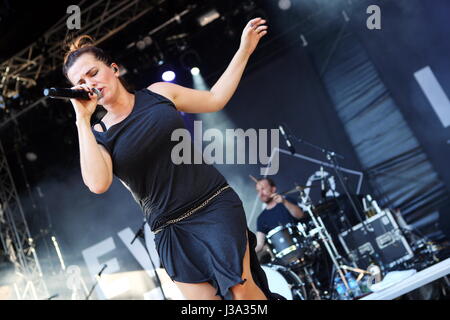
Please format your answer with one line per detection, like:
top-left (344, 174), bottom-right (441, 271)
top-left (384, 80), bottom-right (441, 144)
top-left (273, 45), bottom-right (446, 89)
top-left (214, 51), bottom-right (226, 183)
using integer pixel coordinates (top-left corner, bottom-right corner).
top-left (190, 67), bottom-right (200, 76)
top-left (162, 71), bottom-right (176, 82)
top-left (136, 36), bottom-right (153, 51)
top-left (278, 0), bottom-right (292, 10)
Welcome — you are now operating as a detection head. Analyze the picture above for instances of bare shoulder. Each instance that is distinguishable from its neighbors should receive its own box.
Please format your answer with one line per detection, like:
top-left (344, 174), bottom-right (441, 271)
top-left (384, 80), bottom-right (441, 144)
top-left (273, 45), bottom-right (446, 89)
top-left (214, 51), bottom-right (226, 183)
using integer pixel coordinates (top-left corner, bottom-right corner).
top-left (147, 82), bottom-right (176, 103)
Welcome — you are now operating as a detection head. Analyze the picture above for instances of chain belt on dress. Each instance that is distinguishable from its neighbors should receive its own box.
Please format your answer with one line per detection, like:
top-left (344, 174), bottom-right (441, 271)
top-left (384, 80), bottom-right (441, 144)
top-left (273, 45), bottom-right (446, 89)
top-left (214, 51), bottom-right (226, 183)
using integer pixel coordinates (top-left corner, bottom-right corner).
top-left (153, 185), bottom-right (230, 235)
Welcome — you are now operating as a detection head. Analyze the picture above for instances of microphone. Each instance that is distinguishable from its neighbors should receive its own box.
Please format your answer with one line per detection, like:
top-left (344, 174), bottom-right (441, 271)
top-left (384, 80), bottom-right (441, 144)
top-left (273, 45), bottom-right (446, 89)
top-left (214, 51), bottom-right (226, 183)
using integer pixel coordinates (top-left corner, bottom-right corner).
top-left (43, 87), bottom-right (101, 100)
top-left (97, 264), bottom-right (107, 277)
top-left (278, 124), bottom-right (296, 155)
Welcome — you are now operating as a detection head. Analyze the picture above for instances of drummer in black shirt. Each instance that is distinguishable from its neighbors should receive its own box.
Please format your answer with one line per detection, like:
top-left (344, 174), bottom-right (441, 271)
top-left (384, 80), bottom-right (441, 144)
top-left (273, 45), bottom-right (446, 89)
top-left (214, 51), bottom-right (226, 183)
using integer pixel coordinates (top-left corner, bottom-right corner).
top-left (254, 178), bottom-right (306, 254)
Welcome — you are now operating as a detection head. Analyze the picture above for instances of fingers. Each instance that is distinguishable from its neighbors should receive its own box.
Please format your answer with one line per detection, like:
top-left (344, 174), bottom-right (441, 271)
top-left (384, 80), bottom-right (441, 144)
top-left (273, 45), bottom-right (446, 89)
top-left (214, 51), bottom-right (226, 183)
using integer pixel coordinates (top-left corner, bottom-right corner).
top-left (273, 193), bottom-right (286, 203)
top-left (248, 18), bottom-right (268, 37)
top-left (255, 25), bottom-right (268, 35)
top-left (71, 84), bottom-right (98, 100)
top-left (248, 17), bottom-right (264, 27)
top-left (248, 17), bottom-right (266, 29)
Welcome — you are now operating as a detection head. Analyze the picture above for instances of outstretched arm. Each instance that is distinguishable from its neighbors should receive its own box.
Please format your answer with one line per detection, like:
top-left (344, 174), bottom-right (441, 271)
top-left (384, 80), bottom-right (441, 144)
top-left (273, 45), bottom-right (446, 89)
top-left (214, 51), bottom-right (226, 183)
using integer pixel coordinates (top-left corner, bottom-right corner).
top-left (148, 17), bottom-right (268, 113)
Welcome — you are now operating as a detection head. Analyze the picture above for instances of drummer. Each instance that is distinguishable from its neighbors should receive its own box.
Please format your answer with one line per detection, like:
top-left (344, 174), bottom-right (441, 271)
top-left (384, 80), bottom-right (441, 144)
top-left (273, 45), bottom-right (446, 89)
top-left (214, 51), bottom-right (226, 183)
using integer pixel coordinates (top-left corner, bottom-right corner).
top-left (254, 178), bottom-right (306, 254)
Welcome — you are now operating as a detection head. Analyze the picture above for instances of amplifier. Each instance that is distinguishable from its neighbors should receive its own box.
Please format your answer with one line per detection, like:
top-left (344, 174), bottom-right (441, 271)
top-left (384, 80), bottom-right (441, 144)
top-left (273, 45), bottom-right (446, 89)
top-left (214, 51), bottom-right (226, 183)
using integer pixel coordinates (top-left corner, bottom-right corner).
top-left (338, 209), bottom-right (414, 270)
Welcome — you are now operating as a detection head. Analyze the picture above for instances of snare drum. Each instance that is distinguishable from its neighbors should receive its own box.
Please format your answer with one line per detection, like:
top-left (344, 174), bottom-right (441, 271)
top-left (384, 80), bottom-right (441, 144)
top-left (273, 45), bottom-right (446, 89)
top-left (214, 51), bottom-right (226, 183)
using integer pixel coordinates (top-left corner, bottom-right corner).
top-left (266, 223), bottom-right (308, 265)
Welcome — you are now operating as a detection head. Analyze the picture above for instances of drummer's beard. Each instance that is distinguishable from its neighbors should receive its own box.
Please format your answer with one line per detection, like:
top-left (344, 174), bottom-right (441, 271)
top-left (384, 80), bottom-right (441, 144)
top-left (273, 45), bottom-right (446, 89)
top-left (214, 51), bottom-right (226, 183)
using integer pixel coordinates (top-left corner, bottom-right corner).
top-left (262, 195), bottom-right (273, 204)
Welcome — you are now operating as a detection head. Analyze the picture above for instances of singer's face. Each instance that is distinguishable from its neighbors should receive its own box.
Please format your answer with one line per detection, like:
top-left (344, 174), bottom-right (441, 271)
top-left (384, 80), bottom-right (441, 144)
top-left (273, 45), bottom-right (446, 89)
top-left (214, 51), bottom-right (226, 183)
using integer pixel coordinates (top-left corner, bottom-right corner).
top-left (67, 53), bottom-right (118, 105)
top-left (256, 180), bottom-right (276, 204)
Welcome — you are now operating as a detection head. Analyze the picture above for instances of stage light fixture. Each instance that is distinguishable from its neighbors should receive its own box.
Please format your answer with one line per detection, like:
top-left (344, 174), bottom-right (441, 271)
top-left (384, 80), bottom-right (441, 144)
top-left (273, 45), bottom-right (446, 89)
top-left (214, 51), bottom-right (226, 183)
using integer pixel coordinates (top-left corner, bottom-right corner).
top-left (25, 152), bottom-right (38, 162)
top-left (180, 49), bottom-right (201, 72)
top-left (197, 9), bottom-right (220, 27)
top-left (136, 40), bottom-right (146, 51)
top-left (143, 36), bottom-right (153, 47)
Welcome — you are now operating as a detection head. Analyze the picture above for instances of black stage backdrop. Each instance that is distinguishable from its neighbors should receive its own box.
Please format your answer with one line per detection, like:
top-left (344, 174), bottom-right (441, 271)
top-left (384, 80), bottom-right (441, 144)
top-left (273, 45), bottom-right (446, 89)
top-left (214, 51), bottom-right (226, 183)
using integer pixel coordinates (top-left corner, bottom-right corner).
top-left (348, 0), bottom-right (450, 201)
top-left (350, 0), bottom-right (450, 238)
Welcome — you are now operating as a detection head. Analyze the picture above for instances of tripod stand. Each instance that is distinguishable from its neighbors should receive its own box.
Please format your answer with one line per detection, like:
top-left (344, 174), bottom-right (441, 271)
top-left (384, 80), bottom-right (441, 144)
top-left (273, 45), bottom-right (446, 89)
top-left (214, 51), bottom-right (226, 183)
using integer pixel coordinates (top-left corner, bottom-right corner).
top-left (296, 187), bottom-right (350, 292)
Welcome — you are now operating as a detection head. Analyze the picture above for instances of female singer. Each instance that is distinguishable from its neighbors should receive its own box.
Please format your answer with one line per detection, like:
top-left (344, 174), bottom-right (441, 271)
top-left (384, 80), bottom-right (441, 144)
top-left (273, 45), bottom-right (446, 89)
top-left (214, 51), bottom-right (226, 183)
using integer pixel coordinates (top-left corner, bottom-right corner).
top-left (64, 18), bottom-right (277, 300)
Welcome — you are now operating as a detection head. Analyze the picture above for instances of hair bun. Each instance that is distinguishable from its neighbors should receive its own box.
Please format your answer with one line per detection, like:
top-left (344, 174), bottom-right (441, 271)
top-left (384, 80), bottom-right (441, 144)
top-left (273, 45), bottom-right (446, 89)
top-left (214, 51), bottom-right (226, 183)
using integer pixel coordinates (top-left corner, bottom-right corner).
top-left (68, 34), bottom-right (95, 51)
top-left (63, 34), bottom-right (95, 64)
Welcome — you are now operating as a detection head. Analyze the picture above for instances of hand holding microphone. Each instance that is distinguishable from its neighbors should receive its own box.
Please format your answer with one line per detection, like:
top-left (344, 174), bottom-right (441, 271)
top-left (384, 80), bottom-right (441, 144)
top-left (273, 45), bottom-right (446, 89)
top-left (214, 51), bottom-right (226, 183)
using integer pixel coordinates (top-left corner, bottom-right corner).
top-left (46, 84), bottom-right (101, 121)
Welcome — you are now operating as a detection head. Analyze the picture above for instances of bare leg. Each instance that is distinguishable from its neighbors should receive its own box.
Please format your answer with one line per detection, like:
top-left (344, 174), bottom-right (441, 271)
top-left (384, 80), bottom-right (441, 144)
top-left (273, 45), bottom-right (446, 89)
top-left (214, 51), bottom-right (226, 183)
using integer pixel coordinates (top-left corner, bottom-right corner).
top-left (230, 232), bottom-right (268, 300)
top-left (174, 280), bottom-right (222, 300)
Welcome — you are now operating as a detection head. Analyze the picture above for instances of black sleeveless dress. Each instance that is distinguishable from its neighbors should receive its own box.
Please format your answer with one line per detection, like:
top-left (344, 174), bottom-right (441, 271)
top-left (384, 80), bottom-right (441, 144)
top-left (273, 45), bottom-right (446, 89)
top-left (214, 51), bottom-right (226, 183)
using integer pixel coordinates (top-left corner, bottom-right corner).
top-left (92, 88), bottom-right (277, 300)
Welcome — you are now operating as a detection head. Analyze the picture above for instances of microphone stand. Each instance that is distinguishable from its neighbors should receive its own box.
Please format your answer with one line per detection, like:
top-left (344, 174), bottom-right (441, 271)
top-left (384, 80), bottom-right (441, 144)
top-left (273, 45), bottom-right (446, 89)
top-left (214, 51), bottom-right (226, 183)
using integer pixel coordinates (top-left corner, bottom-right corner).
top-left (131, 220), bottom-right (167, 300)
top-left (85, 264), bottom-right (107, 300)
top-left (46, 293), bottom-right (59, 300)
top-left (290, 134), bottom-right (383, 275)
top-left (288, 133), bottom-right (370, 234)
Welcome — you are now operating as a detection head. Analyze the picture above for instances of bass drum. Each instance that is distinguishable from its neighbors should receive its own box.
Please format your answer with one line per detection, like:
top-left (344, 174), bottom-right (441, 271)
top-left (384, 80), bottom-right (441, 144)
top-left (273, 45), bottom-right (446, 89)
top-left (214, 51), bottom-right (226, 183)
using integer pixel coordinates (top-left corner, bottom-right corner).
top-left (261, 264), bottom-right (306, 300)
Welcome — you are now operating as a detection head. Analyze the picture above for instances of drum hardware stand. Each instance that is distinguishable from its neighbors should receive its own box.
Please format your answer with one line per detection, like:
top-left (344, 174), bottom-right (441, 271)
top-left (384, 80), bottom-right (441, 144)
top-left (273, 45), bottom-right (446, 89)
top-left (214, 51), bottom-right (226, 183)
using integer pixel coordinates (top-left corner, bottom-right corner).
top-left (341, 265), bottom-right (371, 282)
top-left (85, 264), bottom-right (107, 300)
top-left (289, 272), bottom-right (307, 300)
top-left (296, 187), bottom-right (350, 291)
top-left (301, 266), bottom-right (322, 300)
top-left (288, 133), bottom-right (381, 273)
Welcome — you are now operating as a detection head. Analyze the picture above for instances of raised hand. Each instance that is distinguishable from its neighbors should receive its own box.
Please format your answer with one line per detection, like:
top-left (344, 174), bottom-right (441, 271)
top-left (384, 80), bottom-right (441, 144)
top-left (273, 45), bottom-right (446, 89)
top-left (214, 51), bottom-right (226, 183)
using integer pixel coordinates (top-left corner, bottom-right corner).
top-left (239, 17), bottom-right (268, 56)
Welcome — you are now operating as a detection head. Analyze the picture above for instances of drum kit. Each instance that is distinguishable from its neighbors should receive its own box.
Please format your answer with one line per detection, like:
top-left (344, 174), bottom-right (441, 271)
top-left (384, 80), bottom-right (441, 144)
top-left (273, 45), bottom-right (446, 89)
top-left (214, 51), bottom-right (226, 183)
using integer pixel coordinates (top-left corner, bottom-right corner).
top-left (253, 131), bottom-right (447, 300)
top-left (257, 179), bottom-right (444, 300)
top-left (259, 183), bottom-right (353, 300)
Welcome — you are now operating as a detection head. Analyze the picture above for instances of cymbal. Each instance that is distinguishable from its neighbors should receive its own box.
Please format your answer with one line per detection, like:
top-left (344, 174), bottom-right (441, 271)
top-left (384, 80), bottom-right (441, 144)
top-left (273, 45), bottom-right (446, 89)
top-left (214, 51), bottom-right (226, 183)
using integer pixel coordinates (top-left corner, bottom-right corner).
top-left (312, 200), bottom-right (338, 215)
top-left (281, 185), bottom-right (317, 196)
